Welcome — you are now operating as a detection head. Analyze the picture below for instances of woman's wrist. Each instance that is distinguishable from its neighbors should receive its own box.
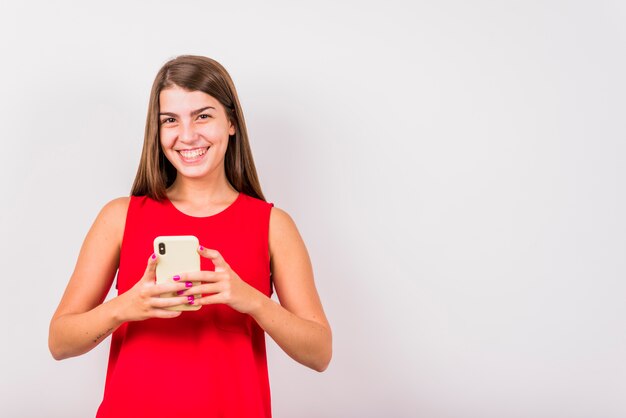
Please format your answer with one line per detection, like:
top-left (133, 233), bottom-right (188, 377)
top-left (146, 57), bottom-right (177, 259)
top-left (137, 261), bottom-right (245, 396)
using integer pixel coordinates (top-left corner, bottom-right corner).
top-left (246, 289), bottom-right (272, 319)
top-left (107, 294), bottom-right (128, 326)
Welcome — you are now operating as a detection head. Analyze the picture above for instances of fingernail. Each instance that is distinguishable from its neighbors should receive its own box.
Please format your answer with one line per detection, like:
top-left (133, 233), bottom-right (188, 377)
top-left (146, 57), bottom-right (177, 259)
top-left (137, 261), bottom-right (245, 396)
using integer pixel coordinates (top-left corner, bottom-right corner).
top-left (176, 290), bottom-right (185, 295)
top-left (188, 295), bottom-right (195, 305)
top-left (199, 245), bottom-right (204, 251)
top-left (173, 275), bottom-right (180, 281)
top-left (185, 281), bottom-right (192, 288)
top-left (151, 253), bottom-right (156, 260)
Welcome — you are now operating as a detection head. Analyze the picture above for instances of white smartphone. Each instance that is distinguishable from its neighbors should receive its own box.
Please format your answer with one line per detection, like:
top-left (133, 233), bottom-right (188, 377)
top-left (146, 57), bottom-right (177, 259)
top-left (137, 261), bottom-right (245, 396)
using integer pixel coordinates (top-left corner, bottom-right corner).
top-left (153, 235), bottom-right (201, 311)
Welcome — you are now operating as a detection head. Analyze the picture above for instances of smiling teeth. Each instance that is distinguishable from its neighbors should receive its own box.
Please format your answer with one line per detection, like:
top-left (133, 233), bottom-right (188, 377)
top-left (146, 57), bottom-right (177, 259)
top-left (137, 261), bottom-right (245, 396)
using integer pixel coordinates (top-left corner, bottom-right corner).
top-left (179, 148), bottom-right (207, 159)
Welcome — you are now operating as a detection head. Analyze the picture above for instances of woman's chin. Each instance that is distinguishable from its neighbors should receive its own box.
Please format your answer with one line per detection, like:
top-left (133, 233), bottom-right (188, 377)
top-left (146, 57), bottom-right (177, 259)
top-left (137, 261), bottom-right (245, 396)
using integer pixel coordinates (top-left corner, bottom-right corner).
top-left (173, 163), bottom-right (222, 181)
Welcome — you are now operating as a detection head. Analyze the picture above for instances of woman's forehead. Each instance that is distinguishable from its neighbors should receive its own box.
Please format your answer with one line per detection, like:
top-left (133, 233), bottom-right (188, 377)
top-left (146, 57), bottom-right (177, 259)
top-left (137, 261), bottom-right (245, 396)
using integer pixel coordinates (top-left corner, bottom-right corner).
top-left (159, 86), bottom-right (221, 110)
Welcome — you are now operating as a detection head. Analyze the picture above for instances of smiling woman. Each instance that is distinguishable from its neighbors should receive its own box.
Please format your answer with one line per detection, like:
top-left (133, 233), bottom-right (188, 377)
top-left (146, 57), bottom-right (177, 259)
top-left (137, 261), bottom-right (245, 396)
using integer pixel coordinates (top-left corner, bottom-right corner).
top-left (158, 88), bottom-right (235, 183)
top-left (48, 55), bottom-right (332, 418)
top-left (131, 56), bottom-right (263, 203)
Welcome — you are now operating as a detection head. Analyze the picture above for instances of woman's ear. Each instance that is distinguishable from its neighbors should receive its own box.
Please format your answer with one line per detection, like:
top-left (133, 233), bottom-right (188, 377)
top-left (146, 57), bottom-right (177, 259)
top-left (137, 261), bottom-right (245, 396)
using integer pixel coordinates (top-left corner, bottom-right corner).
top-left (229, 120), bottom-right (236, 136)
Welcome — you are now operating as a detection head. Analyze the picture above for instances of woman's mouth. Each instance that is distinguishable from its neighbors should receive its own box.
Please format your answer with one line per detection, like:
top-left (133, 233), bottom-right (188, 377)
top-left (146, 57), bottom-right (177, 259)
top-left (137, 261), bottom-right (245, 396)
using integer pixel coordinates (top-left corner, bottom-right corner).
top-left (177, 147), bottom-right (209, 163)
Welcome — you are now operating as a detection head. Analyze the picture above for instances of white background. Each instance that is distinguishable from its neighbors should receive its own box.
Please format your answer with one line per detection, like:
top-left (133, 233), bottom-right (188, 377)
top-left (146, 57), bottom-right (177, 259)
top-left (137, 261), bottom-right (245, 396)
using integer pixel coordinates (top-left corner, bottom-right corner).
top-left (1, 1), bottom-right (625, 417)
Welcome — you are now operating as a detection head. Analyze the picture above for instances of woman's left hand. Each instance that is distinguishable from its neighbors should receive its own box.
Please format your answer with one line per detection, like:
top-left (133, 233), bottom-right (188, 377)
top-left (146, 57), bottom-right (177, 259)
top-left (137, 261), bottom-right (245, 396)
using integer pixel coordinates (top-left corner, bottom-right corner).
top-left (175, 246), bottom-right (264, 314)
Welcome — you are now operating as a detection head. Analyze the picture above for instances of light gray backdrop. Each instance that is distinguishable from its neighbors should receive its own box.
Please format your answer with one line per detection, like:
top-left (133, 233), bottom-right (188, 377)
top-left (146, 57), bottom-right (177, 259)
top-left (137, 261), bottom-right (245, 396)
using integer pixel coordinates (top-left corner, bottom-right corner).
top-left (1, 1), bottom-right (624, 417)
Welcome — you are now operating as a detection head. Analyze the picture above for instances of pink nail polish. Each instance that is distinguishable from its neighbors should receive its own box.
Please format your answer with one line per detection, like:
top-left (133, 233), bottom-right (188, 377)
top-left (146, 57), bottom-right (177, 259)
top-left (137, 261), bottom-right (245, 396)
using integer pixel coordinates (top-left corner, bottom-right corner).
top-left (199, 245), bottom-right (204, 251)
top-left (185, 281), bottom-right (192, 288)
top-left (188, 295), bottom-right (195, 304)
top-left (176, 290), bottom-right (185, 295)
top-left (151, 253), bottom-right (157, 260)
top-left (173, 275), bottom-right (180, 281)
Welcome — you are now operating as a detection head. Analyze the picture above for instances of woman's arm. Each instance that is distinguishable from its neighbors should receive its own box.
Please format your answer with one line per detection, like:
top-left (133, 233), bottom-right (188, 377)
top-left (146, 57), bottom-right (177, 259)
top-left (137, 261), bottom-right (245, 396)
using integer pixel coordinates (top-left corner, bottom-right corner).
top-left (255, 207), bottom-right (332, 372)
top-left (183, 207), bottom-right (332, 372)
top-left (49, 198), bottom-right (128, 360)
top-left (48, 198), bottom-right (190, 360)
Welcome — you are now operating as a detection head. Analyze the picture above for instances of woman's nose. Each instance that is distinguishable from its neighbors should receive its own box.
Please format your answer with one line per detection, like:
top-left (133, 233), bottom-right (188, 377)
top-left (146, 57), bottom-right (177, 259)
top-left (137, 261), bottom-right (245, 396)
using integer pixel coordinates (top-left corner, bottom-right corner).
top-left (179, 122), bottom-right (196, 143)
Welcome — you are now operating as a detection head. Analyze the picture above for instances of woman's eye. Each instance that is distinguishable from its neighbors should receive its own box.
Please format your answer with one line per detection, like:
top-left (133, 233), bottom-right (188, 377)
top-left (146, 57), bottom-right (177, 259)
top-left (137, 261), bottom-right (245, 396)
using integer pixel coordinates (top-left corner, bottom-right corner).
top-left (198, 114), bottom-right (211, 120)
top-left (161, 118), bottom-right (176, 124)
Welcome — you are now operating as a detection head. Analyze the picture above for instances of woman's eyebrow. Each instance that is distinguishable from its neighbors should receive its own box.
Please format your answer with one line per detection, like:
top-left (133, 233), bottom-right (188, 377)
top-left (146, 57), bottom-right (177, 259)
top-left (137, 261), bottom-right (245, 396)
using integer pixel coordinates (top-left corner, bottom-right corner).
top-left (159, 106), bottom-right (216, 117)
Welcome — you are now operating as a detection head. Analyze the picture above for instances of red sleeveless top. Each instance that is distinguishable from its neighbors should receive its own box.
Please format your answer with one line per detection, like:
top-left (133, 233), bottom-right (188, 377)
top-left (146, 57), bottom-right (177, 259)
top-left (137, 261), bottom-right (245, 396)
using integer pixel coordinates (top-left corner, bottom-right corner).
top-left (97, 193), bottom-right (273, 418)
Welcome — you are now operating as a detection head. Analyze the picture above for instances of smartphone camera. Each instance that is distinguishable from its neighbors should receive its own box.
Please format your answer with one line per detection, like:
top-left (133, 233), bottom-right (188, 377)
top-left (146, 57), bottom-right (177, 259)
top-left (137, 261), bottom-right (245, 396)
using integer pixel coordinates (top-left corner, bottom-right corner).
top-left (158, 242), bottom-right (166, 255)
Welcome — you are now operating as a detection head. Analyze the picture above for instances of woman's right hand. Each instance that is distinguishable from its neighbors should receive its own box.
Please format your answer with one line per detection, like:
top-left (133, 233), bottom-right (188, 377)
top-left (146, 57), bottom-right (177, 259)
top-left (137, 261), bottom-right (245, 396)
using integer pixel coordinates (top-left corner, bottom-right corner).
top-left (114, 253), bottom-right (192, 322)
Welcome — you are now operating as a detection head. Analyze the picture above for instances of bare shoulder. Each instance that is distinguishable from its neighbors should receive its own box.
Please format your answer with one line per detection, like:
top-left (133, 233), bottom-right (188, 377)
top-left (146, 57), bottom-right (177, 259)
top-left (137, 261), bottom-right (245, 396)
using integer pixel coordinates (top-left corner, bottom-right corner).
top-left (268, 206), bottom-right (326, 326)
top-left (270, 206), bottom-right (296, 230)
top-left (53, 197), bottom-right (130, 317)
top-left (269, 206), bottom-right (310, 269)
top-left (96, 197), bottom-right (130, 232)
top-left (100, 196), bottom-right (130, 220)
top-left (269, 207), bottom-right (303, 251)
top-left (82, 196), bottom-right (131, 253)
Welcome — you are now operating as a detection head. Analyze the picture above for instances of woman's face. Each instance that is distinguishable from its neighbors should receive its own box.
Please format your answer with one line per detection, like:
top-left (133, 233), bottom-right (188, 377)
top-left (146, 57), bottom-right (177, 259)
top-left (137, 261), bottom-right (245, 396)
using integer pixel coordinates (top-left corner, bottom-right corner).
top-left (159, 85), bottom-right (235, 181)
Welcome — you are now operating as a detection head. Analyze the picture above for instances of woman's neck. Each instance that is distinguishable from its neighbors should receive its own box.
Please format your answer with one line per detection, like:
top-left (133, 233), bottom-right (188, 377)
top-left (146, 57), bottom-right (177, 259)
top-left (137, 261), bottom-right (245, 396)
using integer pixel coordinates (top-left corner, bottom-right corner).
top-left (167, 172), bottom-right (238, 207)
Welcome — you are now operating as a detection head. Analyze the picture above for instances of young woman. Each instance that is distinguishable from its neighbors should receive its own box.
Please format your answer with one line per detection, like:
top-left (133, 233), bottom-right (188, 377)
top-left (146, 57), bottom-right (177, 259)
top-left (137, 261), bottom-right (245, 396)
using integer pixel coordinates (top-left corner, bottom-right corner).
top-left (49, 55), bottom-right (332, 417)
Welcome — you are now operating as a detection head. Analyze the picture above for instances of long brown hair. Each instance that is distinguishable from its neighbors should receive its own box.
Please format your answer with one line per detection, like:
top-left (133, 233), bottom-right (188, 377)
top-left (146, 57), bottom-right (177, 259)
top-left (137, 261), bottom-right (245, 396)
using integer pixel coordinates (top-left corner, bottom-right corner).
top-left (131, 55), bottom-right (265, 201)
